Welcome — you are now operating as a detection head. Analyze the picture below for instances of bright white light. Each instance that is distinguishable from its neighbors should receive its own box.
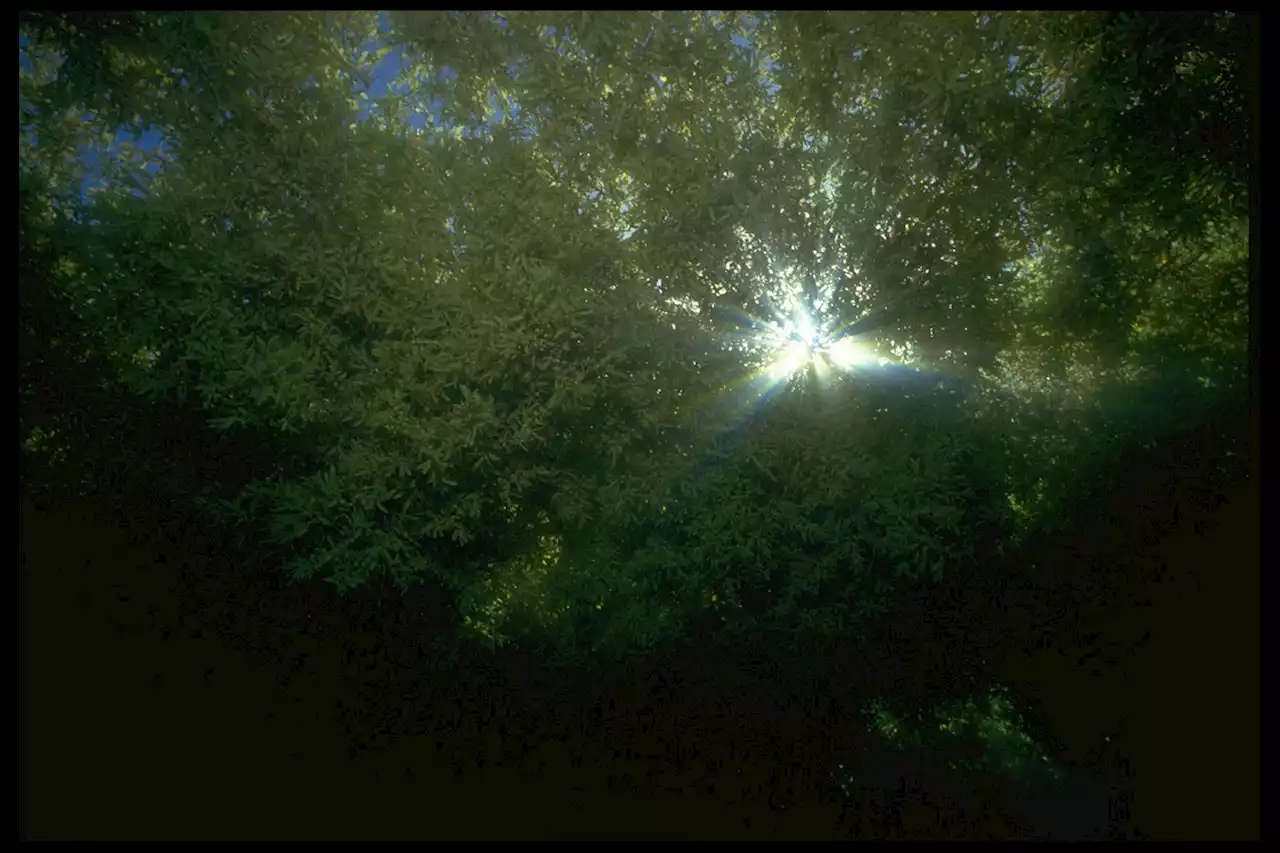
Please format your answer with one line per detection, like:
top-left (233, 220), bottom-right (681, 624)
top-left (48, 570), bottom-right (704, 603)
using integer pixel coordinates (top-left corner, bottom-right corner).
top-left (761, 295), bottom-right (889, 381)
top-left (769, 339), bottom-right (813, 380)
top-left (826, 337), bottom-right (882, 369)
top-left (795, 313), bottom-right (817, 346)
top-left (765, 308), bottom-right (823, 380)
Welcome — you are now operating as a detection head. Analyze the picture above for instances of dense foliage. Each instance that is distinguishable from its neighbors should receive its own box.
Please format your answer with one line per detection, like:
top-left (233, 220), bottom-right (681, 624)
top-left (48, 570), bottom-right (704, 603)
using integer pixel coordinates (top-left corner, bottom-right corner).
top-left (20, 12), bottom-right (1253, 833)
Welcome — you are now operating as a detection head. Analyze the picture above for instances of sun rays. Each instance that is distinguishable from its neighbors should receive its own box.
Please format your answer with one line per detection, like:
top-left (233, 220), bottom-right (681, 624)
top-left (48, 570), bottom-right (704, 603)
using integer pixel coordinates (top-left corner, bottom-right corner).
top-left (762, 305), bottom-right (886, 383)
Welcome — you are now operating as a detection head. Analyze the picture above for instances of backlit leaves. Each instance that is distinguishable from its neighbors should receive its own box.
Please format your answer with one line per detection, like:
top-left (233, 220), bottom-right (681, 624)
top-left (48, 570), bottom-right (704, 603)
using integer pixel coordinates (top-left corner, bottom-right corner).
top-left (19, 11), bottom-right (1249, 670)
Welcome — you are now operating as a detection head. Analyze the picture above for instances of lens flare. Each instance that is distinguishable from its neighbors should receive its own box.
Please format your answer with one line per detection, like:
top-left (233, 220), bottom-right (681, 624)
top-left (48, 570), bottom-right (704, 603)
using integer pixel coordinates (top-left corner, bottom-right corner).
top-left (764, 306), bottom-right (886, 381)
top-left (826, 337), bottom-right (881, 369)
top-left (769, 339), bottom-right (813, 380)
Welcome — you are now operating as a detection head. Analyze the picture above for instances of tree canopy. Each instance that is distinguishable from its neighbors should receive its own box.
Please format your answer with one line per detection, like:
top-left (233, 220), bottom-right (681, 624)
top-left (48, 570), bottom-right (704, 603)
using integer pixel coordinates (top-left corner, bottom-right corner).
top-left (20, 12), bottom-right (1252, 817)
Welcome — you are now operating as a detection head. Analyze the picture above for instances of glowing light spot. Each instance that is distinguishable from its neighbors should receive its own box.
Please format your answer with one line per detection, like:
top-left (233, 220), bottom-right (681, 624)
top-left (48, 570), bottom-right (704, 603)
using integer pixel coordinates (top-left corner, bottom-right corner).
top-left (765, 307), bottom-right (825, 379)
top-left (795, 313), bottom-right (817, 346)
top-left (740, 267), bottom-right (903, 388)
top-left (826, 337), bottom-right (882, 370)
top-left (769, 339), bottom-right (813, 379)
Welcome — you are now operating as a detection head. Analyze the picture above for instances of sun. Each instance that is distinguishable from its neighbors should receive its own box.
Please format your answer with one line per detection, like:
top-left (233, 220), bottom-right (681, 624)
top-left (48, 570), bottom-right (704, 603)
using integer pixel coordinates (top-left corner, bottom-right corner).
top-left (765, 309), bottom-right (883, 381)
top-left (825, 336), bottom-right (882, 369)
top-left (768, 338), bottom-right (814, 380)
